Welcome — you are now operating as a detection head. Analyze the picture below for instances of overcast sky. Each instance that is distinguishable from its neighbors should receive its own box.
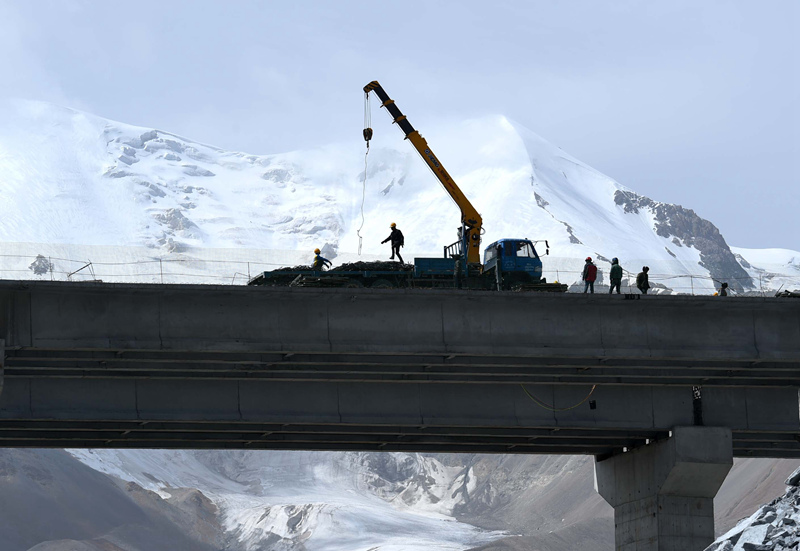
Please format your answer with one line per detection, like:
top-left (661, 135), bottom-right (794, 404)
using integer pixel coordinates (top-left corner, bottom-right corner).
top-left (1, 0), bottom-right (797, 249)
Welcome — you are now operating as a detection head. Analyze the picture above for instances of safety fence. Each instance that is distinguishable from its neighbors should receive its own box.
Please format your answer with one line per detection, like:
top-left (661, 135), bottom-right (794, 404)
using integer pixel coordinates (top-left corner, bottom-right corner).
top-left (0, 245), bottom-right (797, 296)
top-left (1, 253), bottom-right (306, 285)
top-left (541, 268), bottom-right (776, 296)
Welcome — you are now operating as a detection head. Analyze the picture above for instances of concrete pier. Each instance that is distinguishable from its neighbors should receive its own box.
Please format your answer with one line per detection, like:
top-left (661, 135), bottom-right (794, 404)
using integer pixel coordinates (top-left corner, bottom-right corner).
top-left (595, 427), bottom-right (733, 551)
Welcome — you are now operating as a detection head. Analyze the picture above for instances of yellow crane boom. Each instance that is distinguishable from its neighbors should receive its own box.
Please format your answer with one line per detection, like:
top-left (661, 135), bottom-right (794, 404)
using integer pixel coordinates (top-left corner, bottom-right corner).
top-left (363, 80), bottom-right (483, 264)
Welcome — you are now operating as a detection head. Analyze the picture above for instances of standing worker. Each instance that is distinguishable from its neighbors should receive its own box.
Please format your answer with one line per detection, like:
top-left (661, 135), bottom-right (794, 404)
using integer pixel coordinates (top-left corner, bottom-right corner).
top-left (381, 222), bottom-right (404, 263)
top-left (718, 282), bottom-right (729, 296)
top-left (609, 257), bottom-right (623, 294)
top-left (312, 248), bottom-right (332, 271)
top-left (582, 257), bottom-right (597, 294)
top-left (636, 266), bottom-right (650, 294)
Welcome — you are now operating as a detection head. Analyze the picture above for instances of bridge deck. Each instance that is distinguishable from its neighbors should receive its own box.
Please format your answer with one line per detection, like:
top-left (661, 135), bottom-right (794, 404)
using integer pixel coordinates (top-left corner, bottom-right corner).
top-left (0, 281), bottom-right (798, 457)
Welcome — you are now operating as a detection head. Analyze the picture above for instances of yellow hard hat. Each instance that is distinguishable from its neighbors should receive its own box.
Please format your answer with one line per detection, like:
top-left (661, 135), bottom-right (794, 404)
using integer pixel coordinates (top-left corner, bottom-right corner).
top-left (713, 292), bottom-right (718, 296)
top-left (390, 222), bottom-right (396, 228)
top-left (314, 248), bottom-right (320, 254)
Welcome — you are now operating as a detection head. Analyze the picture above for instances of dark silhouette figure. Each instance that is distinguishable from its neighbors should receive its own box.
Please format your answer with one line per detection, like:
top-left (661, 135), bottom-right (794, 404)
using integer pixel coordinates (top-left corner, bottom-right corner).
top-left (636, 266), bottom-right (650, 295)
top-left (609, 257), bottom-right (622, 294)
top-left (381, 223), bottom-right (404, 263)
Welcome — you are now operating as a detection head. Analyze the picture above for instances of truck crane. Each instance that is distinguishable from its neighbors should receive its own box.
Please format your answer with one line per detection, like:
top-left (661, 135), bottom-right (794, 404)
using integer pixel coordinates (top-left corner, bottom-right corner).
top-left (247, 81), bottom-right (566, 292)
top-left (363, 80), bottom-right (483, 267)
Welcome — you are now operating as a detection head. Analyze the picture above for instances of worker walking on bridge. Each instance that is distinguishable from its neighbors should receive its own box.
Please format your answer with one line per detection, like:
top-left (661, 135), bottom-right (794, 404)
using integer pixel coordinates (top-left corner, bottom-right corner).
top-left (381, 222), bottom-right (404, 263)
top-left (609, 257), bottom-right (623, 294)
top-left (582, 257), bottom-right (597, 293)
top-left (312, 248), bottom-right (332, 271)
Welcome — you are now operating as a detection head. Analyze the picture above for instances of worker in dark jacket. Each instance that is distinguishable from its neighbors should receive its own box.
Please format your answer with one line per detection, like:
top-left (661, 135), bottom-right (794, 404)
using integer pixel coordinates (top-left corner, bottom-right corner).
top-left (636, 266), bottom-right (650, 294)
top-left (718, 282), bottom-right (729, 296)
top-left (312, 248), bottom-right (332, 271)
top-left (609, 257), bottom-right (623, 294)
top-left (381, 222), bottom-right (404, 263)
top-left (582, 257), bottom-right (597, 294)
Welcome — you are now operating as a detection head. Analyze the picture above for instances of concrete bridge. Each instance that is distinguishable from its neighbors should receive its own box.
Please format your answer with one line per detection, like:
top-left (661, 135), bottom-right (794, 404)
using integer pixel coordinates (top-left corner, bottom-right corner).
top-left (0, 280), bottom-right (798, 550)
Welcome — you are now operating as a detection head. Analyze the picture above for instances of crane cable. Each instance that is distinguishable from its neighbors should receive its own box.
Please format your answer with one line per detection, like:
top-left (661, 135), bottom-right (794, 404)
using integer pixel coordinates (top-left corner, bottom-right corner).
top-left (520, 384), bottom-right (596, 412)
top-left (357, 92), bottom-right (373, 255)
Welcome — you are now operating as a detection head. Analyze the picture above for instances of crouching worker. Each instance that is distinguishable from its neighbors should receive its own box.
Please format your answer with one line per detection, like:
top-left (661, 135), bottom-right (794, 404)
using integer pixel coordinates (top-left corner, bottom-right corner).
top-left (312, 248), bottom-right (332, 271)
top-left (636, 266), bottom-right (650, 294)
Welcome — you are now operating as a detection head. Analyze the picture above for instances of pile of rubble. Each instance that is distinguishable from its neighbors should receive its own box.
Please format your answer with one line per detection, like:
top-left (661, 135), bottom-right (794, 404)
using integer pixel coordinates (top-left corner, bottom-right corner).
top-left (270, 264), bottom-right (313, 272)
top-left (705, 466), bottom-right (800, 550)
top-left (331, 261), bottom-right (413, 272)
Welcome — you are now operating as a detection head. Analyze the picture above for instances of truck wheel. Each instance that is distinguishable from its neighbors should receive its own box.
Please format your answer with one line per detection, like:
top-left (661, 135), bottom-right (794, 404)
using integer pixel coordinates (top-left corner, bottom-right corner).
top-left (370, 279), bottom-right (394, 289)
top-left (344, 280), bottom-right (364, 288)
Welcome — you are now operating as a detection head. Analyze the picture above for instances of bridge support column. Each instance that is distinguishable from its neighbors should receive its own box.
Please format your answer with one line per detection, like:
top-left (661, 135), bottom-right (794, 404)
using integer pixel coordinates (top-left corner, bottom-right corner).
top-left (594, 426), bottom-right (732, 551)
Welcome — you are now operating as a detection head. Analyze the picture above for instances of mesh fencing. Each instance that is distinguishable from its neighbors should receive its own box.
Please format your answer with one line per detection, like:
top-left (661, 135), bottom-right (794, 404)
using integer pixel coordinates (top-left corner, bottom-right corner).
top-left (1, 242), bottom-right (798, 295)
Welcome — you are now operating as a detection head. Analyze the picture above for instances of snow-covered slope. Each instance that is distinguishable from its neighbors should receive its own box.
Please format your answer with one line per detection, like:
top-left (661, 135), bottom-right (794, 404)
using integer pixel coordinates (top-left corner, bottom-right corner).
top-left (732, 247), bottom-right (800, 294)
top-left (1, 100), bottom-right (799, 550)
top-left (67, 449), bottom-right (500, 551)
top-left (2, 99), bottom-right (795, 293)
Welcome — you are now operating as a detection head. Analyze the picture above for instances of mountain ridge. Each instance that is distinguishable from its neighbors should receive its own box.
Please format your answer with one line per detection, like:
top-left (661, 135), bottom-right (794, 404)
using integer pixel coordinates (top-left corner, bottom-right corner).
top-left (0, 99), bottom-right (798, 550)
top-left (1, 99), bottom-right (797, 293)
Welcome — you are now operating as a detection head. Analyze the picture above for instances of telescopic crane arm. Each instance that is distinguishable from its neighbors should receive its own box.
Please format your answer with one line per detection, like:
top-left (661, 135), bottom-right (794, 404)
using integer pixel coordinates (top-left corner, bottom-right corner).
top-left (363, 80), bottom-right (483, 264)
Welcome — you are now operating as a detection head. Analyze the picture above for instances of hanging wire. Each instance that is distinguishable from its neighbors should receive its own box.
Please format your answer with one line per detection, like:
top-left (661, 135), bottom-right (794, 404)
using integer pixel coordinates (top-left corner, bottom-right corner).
top-left (356, 92), bottom-right (373, 255)
top-left (520, 384), bottom-right (597, 412)
top-left (357, 150), bottom-right (368, 255)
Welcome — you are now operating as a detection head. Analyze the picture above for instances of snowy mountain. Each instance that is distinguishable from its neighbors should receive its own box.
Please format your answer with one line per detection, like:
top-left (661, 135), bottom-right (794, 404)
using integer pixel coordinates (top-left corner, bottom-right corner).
top-left (1, 99), bottom-right (799, 550)
top-left (1, 98), bottom-right (797, 294)
top-left (65, 449), bottom-right (501, 551)
top-left (1, 449), bottom-right (795, 551)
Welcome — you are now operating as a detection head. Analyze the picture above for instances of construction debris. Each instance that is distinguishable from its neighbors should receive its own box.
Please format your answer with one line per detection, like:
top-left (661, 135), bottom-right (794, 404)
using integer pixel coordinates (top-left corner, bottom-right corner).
top-left (775, 290), bottom-right (800, 298)
top-left (331, 261), bottom-right (413, 272)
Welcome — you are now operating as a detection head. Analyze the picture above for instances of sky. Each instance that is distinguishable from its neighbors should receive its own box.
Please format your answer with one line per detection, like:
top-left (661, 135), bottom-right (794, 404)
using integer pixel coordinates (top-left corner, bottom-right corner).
top-left (0, 0), bottom-right (797, 250)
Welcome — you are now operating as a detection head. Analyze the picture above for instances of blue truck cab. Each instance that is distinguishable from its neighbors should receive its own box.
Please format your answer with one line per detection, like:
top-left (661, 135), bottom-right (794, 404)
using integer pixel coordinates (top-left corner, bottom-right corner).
top-left (483, 239), bottom-right (544, 283)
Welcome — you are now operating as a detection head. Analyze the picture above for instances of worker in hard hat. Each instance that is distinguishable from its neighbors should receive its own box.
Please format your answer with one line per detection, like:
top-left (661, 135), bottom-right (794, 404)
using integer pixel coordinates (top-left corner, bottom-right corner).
top-left (582, 256), bottom-right (597, 294)
top-left (312, 248), bottom-right (332, 271)
top-left (381, 222), bottom-right (404, 263)
top-left (609, 257), bottom-right (623, 294)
